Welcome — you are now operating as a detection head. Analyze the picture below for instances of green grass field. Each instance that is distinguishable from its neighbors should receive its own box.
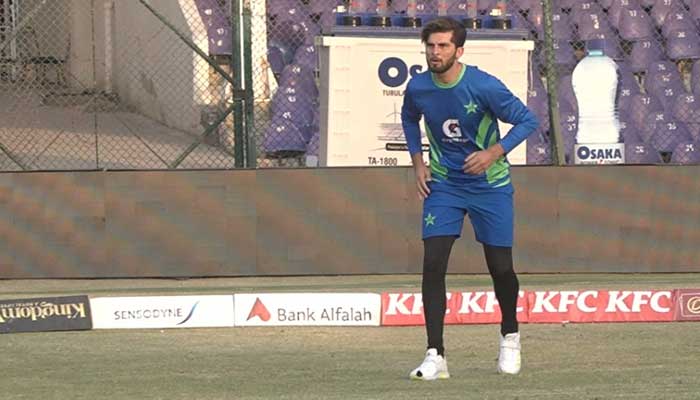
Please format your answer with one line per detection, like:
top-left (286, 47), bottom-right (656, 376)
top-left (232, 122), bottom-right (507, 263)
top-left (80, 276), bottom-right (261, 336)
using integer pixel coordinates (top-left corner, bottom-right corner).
top-left (2, 274), bottom-right (700, 400)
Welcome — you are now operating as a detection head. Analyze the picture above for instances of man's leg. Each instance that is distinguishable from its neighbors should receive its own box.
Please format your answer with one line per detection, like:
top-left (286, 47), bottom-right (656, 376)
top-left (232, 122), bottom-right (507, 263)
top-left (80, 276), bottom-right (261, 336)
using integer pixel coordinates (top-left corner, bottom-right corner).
top-left (483, 244), bottom-right (519, 336)
top-left (422, 235), bottom-right (456, 356)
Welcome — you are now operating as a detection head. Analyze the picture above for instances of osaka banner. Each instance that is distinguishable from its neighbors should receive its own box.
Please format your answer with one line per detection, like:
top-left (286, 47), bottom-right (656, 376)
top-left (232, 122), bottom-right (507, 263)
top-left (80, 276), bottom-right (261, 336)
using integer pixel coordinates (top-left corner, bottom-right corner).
top-left (0, 296), bottom-right (92, 334)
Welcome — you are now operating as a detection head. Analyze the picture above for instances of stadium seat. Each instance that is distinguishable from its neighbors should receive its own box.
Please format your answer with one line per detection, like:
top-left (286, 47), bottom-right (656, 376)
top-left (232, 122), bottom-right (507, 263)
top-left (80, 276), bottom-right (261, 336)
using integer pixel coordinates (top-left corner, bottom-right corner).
top-left (552, 0), bottom-right (577, 10)
top-left (526, 138), bottom-right (552, 164)
top-left (625, 142), bottom-right (662, 164)
top-left (649, 81), bottom-right (687, 111)
top-left (644, 60), bottom-right (682, 91)
top-left (661, 8), bottom-right (696, 38)
top-left (268, 45), bottom-right (288, 79)
top-left (650, 0), bottom-right (677, 27)
top-left (577, 13), bottom-right (615, 41)
top-left (293, 44), bottom-right (318, 71)
top-left (649, 120), bottom-right (693, 154)
top-left (666, 29), bottom-right (700, 61)
top-left (263, 114), bottom-right (308, 155)
top-left (672, 94), bottom-right (700, 139)
top-left (478, 0), bottom-right (499, 15)
top-left (559, 108), bottom-right (577, 162)
top-left (270, 85), bottom-right (315, 130)
top-left (598, 0), bottom-right (614, 10)
top-left (194, 0), bottom-right (232, 55)
top-left (618, 6), bottom-right (655, 40)
top-left (691, 1), bottom-right (700, 23)
top-left (640, 110), bottom-right (669, 142)
top-left (607, 0), bottom-right (634, 29)
top-left (551, 12), bottom-right (575, 40)
top-left (627, 39), bottom-right (666, 73)
top-left (670, 142), bottom-right (700, 164)
top-left (617, 66), bottom-right (641, 112)
top-left (629, 94), bottom-right (662, 131)
top-left (539, 38), bottom-right (577, 66)
top-left (278, 63), bottom-right (318, 97)
top-left (558, 74), bottom-right (579, 112)
top-left (620, 120), bottom-right (642, 144)
top-left (527, 73), bottom-right (550, 133)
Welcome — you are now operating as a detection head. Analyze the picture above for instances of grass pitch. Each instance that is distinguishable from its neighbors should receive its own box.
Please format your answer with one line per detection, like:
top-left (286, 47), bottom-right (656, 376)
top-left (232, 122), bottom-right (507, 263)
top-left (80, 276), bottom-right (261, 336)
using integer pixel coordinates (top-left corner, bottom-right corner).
top-left (1, 274), bottom-right (699, 399)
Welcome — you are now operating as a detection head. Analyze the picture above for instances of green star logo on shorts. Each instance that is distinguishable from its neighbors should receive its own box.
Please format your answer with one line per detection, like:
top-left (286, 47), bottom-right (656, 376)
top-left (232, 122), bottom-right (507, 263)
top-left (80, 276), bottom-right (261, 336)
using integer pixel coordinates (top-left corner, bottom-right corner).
top-left (424, 213), bottom-right (436, 227)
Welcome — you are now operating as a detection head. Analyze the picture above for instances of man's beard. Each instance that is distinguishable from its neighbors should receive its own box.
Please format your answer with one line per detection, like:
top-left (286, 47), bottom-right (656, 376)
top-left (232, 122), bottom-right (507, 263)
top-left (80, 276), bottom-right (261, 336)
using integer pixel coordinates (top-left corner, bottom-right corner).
top-left (427, 53), bottom-right (458, 74)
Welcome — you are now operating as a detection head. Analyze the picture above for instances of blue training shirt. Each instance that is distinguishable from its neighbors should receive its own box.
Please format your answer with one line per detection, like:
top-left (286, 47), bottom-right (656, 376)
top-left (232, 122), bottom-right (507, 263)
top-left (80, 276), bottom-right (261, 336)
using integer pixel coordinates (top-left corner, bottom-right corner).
top-left (402, 64), bottom-right (538, 190)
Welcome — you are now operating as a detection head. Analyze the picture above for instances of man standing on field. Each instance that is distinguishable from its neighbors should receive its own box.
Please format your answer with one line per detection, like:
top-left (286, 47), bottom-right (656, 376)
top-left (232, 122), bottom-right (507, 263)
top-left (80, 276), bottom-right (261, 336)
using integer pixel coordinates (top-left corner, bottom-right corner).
top-left (401, 17), bottom-right (538, 380)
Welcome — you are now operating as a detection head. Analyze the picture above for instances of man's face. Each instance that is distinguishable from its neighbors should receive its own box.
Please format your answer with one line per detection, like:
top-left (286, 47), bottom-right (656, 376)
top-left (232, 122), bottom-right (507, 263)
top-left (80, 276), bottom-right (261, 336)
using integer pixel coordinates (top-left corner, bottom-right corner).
top-left (425, 31), bottom-right (462, 74)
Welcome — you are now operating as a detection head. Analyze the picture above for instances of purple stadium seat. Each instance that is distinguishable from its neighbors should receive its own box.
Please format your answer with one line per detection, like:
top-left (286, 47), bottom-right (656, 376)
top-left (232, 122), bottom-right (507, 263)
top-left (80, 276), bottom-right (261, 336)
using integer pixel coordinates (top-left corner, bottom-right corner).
top-left (552, 0), bottom-right (577, 10)
top-left (559, 108), bottom-right (577, 161)
top-left (650, 120), bottom-right (693, 153)
top-left (194, 0), bottom-right (232, 55)
top-left (645, 60), bottom-right (682, 91)
top-left (625, 142), bottom-right (662, 164)
top-left (540, 38), bottom-right (577, 66)
top-left (271, 85), bottom-right (314, 128)
top-left (293, 44), bottom-right (318, 71)
top-left (618, 69), bottom-right (641, 112)
top-left (666, 29), bottom-right (700, 61)
top-left (526, 139), bottom-right (552, 165)
top-left (627, 39), bottom-right (666, 73)
top-left (670, 142), bottom-right (700, 164)
top-left (672, 94), bottom-right (700, 139)
top-left (629, 94), bottom-right (663, 131)
top-left (619, 6), bottom-right (654, 40)
top-left (477, 0), bottom-right (498, 14)
top-left (608, 0), bottom-right (633, 29)
top-left (551, 12), bottom-right (574, 40)
top-left (528, 73), bottom-right (550, 133)
top-left (267, 46), bottom-right (287, 78)
top-left (649, 81), bottom-right (687, 111)
top-left (691, 1), bottom-right (700, 22)
top-left (263, 114), bottom-right (308, 155)
top-left (661, 8), bottom-right (696, 38)
top-left (650, 0), bottom-right (678, 27)
top-left (620, 120), bottom-right (642, 143)
top-left (641, 111), bottom-right (669, 142)
top-left (279, 64), bottom-right (318, 95)
top-left (558, 74), bottom-right (579, 112)
top-left (308, 0), bottom-right (344, 15)
top-left (577, 12), bottom-right (615, 41)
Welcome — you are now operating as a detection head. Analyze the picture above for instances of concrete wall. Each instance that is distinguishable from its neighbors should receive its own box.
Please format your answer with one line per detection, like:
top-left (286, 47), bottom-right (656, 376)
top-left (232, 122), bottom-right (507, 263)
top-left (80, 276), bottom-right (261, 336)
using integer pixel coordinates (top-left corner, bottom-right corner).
top-left (1, 166), bottom-right (699, 278)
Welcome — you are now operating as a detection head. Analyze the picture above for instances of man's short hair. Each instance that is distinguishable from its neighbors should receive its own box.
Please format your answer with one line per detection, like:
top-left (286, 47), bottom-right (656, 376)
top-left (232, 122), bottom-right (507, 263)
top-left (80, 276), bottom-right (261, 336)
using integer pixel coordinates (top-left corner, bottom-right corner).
top-left (420, 17), bottom-right (466, 47)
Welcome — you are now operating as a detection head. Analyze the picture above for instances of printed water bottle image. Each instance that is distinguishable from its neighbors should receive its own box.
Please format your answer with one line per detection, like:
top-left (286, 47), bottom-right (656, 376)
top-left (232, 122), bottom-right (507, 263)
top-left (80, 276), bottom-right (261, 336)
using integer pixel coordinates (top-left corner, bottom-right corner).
top-left (572, 39), bottom-right (625, 164)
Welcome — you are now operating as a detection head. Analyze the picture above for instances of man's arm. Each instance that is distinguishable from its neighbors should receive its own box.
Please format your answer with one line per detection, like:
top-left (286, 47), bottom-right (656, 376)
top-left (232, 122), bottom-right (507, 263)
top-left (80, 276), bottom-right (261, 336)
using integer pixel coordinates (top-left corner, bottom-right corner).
top-left (464, 74), bottom-right (538, 174)
top-left (479, 74), bottom-right (539, 154)
top-left (402, 85), bottom-right (431, 200)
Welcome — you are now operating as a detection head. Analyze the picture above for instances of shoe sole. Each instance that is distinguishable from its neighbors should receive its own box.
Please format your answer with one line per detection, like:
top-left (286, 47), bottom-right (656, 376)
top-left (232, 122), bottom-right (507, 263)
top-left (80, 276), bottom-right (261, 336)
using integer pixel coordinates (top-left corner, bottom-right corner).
top-left (497, 366), bottom-right (521, 375)
top-left (409, 372), bottom-right (450, 381)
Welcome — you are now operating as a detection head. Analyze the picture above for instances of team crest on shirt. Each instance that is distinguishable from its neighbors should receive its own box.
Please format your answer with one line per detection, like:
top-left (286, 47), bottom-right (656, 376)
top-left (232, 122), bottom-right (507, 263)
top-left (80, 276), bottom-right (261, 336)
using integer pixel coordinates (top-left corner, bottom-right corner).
top-left (442, 119), bottom-right (462, 138)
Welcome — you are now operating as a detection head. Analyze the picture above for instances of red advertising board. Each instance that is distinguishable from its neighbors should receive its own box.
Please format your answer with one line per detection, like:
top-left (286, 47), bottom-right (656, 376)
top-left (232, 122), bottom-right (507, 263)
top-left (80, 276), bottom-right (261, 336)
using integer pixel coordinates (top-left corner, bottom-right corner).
top-left (381, 290), bottom-right (678, 326)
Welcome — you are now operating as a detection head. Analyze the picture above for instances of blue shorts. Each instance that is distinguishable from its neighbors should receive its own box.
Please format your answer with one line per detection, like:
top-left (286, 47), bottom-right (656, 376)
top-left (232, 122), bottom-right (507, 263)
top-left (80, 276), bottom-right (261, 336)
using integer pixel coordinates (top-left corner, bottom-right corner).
top-left (422, 181), bottom-right (514, 247)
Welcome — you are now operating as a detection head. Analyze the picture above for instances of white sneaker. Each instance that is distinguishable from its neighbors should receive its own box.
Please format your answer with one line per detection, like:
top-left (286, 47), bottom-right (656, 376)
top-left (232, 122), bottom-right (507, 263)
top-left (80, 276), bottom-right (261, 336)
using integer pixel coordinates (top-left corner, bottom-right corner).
top-left (497, 332), bottom-right (521, 375)
top-left (409, 348), bottom-right (450, 380)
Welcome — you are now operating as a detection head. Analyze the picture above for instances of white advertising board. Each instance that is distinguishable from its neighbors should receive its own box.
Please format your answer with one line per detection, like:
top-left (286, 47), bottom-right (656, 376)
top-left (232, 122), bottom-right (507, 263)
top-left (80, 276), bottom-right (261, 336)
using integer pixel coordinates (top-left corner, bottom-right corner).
top-left (235, 293), bottom-right (381, 326)
top-left (90, 296), bottom-right (234, 329)
top-left (318, 35), bottom-right (534, 167)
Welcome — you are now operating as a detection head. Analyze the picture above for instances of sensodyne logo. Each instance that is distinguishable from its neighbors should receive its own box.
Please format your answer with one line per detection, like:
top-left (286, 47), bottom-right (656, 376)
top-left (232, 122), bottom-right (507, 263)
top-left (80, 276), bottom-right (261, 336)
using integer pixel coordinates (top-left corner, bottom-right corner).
top-left (442, 119), bottom-right (462, 138)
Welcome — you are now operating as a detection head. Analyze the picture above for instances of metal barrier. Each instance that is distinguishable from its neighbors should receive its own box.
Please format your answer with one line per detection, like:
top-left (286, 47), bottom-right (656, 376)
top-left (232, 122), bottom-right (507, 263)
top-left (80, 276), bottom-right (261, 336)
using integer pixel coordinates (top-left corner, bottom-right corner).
top-left (0, 0), bottom-right (698, 170)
